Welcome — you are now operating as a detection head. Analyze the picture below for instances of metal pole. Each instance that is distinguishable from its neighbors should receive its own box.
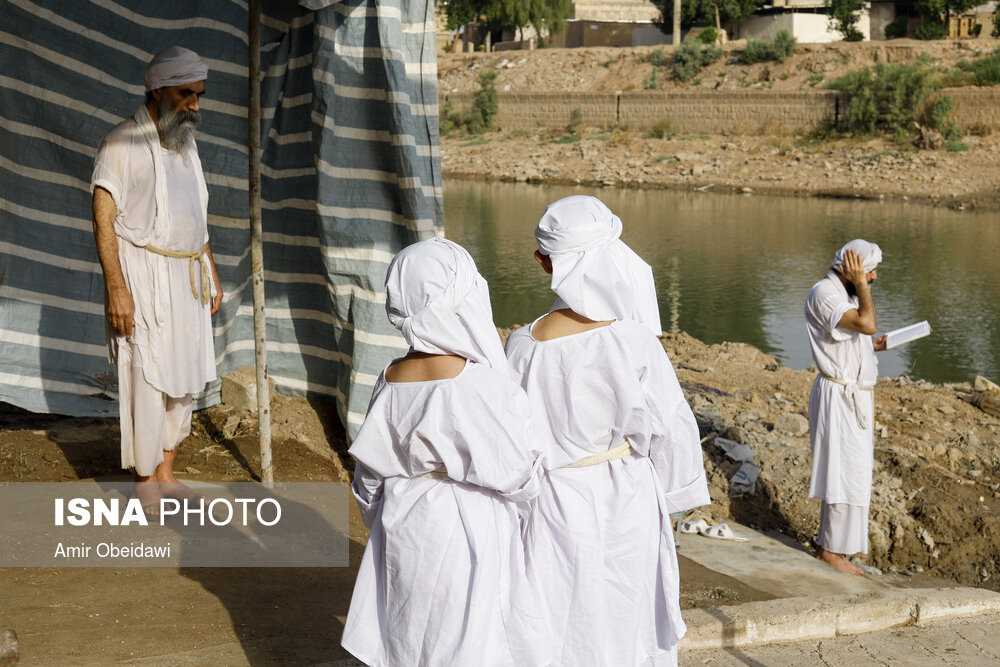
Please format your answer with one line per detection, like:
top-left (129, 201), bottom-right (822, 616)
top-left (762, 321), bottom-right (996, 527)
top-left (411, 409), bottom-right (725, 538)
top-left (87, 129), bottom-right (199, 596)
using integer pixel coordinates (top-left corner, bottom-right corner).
top-left (248, 0), bottom-right (273, 486)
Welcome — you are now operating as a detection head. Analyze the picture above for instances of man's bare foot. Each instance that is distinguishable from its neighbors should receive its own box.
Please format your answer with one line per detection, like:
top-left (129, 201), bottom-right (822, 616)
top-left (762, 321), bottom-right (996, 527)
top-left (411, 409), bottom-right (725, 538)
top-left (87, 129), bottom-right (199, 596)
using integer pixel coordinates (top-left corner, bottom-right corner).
top-left (131, 479), bottom-right (163, 518)
top-left (158, 480), bottom-right (204, 506)
top-left (152, 448), bottom-right (204, 506)
top-left (815, 547), bottom-right (864, 576)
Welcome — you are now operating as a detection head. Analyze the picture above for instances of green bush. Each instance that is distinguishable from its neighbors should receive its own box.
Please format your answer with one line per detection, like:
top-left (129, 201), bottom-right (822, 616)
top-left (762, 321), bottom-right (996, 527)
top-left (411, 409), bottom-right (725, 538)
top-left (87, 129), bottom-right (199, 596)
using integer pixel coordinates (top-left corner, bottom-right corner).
top-left (945, 141), bottom-right (969, 152)
top-left (470, 70), bottom-right (498, 133)
top-left (567, 107), bottom-right (584, 134)
top-left (994, 6), bottom-right (1000, 37)
top-left (698, 27), bottom-right (718, 44)
top-left (742, 31), bottom-right (796, 64)
top-left (650, 47), bottom-right (669, 68)
top-left (443, 70), bottom-right (499, 135)
top-left (772, 29), bottom-right (797, 63)
top-left (742, 38), bottom-right (771, 64)
top-left (959, 52), bottom-right (1000, 86)
top-left (914, 21), bottom-right (947, 40)
top-left (439, 99), bottom-right (459, 135)
top-left (643, 65), bottom-right (660, 89)
top-left (674, 38), bottom-right (723, 82)
top-left (927, 94), bottom-right (954, 130)
top-left (885, 15), bottom-right (909, 39)
top-left (650, 116), bottom-right (672, 139)
top-left (827, 63), bottom-right (960, 143)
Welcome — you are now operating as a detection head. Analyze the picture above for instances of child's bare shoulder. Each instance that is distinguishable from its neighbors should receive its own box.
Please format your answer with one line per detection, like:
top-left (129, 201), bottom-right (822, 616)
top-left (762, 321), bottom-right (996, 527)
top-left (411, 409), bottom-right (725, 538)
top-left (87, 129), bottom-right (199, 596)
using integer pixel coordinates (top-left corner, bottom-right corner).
top-left (385, 354), bottom-right (467, 383)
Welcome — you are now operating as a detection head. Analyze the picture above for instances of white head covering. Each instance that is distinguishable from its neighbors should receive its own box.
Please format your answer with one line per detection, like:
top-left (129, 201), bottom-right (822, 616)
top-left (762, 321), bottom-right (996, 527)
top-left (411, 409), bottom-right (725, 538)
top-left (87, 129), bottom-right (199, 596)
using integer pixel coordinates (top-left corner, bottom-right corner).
top-left (385, 237), bottom-right (508, 375)
top-left (144, 46), bottom-right (208, 92)
top-left (535, 195), bottom-right (662, 336)
top-left (834, 239), bottom-right (882, 273)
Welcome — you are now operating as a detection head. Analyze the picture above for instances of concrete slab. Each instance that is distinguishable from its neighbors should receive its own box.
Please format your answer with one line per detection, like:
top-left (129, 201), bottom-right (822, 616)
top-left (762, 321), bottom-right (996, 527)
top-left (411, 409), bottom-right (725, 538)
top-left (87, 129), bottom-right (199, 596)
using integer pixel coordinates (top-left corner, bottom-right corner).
top-left (676, 520), bottom-right (890, 598)
top-left (676, 519), bottom-right (1000, 652)
top-left (685, 612), bottom-right (1000, 665)
top-left (680, 588), bottom-right (1000, 651)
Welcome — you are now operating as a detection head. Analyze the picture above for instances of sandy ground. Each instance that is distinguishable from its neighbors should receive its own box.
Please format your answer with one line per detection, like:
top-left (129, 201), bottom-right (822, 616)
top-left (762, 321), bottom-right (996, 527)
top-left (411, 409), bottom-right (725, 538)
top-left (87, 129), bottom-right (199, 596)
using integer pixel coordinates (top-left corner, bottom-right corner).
top-left (440, 39), bottom-right (1000, 211)
top-left (0, 377), bottom-right (771, 665)
top-left (2, 326), bottom-right (998, 663)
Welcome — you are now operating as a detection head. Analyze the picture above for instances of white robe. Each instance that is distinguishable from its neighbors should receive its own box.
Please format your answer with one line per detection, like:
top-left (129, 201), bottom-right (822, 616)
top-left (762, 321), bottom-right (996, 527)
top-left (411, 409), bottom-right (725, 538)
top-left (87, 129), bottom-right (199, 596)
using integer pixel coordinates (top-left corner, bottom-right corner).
top-left (342, 361), bottom-right (551, 667)
top-left (805, 273), bottom-right (877, 507)
top-left (92, 118), bottom-right (215, 398)
top-left (505, 318), bottom-right (710, 666)
top-left (92, 118), bottom-right (216, 475)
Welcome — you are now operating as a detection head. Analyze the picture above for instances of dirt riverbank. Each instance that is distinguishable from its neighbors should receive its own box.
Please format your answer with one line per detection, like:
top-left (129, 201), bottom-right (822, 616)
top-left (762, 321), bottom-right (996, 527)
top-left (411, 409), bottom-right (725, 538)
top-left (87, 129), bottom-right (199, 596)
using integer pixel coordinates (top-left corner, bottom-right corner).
top-left (439, 39), bottom-right (1000, 210)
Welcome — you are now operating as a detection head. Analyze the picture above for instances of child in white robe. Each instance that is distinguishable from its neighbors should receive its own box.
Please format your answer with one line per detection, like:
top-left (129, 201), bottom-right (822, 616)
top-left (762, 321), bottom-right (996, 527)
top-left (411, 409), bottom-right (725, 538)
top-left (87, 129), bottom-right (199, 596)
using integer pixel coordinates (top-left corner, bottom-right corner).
top-left (505, 195), bottom-right (710, 667)
top-left (341, 237), bottom-right (550, 667)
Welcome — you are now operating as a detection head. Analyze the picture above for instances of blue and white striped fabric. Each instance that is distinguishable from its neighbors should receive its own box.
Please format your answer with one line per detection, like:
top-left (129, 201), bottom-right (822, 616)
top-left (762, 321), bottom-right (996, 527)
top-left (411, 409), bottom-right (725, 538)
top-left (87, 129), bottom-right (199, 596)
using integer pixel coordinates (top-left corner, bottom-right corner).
top-left (0, 0), bottom-right (442, 439)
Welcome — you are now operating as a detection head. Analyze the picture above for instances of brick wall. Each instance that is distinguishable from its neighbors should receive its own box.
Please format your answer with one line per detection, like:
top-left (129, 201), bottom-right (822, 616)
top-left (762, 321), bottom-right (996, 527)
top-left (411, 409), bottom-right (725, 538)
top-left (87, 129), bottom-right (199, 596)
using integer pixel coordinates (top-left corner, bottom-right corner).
top-left (443, 88), bottom-right (1000, 135)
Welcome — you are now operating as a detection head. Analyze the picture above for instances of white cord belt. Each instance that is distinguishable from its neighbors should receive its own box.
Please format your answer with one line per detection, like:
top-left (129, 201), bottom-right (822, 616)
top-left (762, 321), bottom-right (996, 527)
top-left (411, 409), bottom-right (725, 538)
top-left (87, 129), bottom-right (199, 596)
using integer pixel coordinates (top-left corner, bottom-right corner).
top-left (820, 373), bottom-right (874, 430)
top-left (417, 439), bottom-right (636, 480)
top-left (562, 440), bottom-right (635, 469)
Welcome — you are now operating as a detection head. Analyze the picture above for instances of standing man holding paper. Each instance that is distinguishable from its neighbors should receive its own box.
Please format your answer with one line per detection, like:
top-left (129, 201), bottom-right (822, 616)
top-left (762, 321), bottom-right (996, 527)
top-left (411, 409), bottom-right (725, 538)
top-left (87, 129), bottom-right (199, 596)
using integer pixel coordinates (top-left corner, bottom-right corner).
top-left (804, 240), bottom-right (887, 575)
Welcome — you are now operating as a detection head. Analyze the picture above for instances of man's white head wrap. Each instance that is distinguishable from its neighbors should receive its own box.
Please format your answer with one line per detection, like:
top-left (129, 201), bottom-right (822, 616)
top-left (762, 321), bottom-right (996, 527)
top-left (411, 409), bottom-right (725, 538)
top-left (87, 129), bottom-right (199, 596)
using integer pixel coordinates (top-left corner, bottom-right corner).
top-left (144, 46), bottom-right (208, 92)
top-left (834, 239), bottom-right (882, 273)
top-left (385, 237), bottom-right (508, 375)
top-left (535, 195), bottom-right (662, 336)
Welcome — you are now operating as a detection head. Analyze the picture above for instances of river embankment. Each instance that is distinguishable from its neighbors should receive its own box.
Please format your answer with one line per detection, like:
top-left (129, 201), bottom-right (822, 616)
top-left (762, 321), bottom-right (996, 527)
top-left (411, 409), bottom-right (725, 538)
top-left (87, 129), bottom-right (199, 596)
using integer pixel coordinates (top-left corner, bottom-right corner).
top-left (439, 39), bottom-right (1000, 210)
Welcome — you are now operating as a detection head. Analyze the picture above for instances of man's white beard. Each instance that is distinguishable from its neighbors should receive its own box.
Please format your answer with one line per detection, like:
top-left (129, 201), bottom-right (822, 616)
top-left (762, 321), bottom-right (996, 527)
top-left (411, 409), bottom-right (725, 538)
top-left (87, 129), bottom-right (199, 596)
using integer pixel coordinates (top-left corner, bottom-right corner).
top-left (157, 96), bottom-right (199, 151)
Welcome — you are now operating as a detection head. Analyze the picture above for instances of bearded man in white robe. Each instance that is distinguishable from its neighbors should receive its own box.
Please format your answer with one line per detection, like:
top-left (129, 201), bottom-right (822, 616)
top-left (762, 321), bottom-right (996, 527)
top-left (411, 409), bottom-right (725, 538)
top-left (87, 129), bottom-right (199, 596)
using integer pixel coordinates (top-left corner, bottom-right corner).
top-left (805, 240), bottom-right (887, 575)
top-left (91, 46), bottom-right (222, 514)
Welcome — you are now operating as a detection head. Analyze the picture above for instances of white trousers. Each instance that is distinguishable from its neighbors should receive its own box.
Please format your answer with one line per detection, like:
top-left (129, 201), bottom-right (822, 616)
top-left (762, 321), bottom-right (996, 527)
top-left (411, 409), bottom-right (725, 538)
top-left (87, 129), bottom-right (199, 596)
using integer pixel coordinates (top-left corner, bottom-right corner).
top-left (818, 501), bottom-right (869, 555)
top-left (118, 342), bottom-right (193, 476)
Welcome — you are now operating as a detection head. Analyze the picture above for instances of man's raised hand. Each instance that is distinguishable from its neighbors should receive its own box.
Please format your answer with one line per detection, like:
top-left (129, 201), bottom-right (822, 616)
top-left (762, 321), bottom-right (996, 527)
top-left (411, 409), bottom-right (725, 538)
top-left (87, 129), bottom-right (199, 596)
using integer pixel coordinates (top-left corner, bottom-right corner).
top-left (839, 249), bottom-right (868, 288)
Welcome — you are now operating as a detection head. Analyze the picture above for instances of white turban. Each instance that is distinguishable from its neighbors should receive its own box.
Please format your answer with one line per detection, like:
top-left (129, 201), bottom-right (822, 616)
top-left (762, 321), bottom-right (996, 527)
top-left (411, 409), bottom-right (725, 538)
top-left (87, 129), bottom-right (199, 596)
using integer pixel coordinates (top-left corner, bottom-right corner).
top-left (535, 195), bottom-right (662, 336)
top-left (385, 237), bottom-right (509, 375)
top-left (834, 239), bottom-right (882, 273)
top-left (144, 46), bottom-right (208, 92)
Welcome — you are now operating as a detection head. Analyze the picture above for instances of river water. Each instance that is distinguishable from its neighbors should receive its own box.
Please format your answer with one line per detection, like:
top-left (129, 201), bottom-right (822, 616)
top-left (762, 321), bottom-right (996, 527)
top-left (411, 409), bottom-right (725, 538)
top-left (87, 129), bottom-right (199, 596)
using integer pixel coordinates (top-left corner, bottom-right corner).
top-left (443, 180), bottom-right (1000, 385)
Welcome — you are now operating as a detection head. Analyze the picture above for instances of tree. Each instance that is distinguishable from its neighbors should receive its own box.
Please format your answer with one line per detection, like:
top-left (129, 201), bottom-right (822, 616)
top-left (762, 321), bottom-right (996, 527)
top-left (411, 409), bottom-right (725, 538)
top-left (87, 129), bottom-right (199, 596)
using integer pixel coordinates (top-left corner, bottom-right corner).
top-left (913, 0), bottom-right (981, 38)
top-left (650, 0), bottom-right (763, 36)
top-left (439, 0), bottom-right (572, 45)
top-left (919, 0), bottom-right (981, 24)
top-left (827, 0), bottom-right (866, 41)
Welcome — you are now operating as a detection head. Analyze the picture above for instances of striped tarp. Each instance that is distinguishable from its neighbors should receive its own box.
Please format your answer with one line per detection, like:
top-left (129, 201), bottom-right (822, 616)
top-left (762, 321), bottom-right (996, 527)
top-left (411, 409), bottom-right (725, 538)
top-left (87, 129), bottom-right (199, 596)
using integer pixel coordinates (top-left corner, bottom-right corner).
top-left (0, 0), bottom-right (442, 439)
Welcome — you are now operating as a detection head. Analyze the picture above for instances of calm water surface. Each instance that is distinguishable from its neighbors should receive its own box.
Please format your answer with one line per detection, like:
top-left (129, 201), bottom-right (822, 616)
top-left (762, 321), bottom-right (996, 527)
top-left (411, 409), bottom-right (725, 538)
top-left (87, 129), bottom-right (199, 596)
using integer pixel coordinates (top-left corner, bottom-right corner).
top-left (443, 180), bottom-right (1000, 385)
